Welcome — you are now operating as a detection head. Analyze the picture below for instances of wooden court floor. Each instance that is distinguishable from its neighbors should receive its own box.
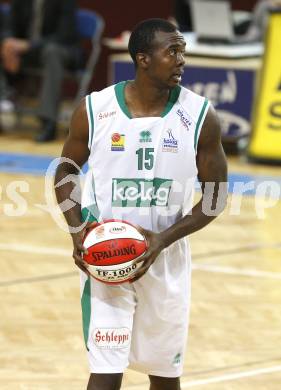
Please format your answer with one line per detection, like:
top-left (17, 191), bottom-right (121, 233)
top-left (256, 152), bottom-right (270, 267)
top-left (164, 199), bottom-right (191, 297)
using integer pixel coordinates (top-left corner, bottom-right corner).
top-left (0, 133), bottom-right (281, 389)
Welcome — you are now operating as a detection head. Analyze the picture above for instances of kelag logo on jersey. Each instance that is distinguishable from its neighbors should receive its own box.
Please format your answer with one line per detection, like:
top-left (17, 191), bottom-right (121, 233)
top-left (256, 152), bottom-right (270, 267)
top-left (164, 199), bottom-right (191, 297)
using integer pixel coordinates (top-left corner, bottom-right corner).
top-left (112, 178), bottom-right (173, 207)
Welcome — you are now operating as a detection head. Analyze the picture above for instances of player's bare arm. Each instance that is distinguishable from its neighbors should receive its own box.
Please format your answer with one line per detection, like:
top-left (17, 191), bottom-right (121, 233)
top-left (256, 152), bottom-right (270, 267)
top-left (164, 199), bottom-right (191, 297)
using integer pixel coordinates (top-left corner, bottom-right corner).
top-left (54, 98), bottom-right (90, 273)
top-left (160, 103), bottom-right (228, 245)
top-left (131, 104), bottom-right (228, 282)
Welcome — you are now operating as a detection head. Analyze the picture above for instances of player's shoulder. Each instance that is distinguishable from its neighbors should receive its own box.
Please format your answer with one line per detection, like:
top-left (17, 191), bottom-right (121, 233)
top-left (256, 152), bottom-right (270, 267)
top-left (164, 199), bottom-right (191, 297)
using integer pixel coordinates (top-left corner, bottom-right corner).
top-left (86, 83), bottom-right (119, 115)
top-left (87, 84), bottom-right (116, 100)
top-left (178, 85), bottom-right (210, 120)
top-left (178, 84), bottom-right (206, 104)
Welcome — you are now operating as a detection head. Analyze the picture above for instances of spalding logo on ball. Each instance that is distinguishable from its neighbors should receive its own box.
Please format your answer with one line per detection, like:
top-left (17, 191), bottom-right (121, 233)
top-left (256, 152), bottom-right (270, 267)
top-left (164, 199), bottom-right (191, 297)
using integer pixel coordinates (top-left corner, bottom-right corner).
top-left (82, 220), bottom-right (147, 284)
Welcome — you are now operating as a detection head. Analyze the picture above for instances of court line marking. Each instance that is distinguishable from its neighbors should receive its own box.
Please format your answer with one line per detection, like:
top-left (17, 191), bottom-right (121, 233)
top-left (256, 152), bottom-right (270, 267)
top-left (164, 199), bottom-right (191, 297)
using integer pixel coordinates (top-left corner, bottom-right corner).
top-left (1, 241), bottom-right (280, 259)
top-left (1, 242), bottom-right (280, 387)
top-left (0, 271), bottom-right (77, 287)
top-left (193, 242), bottom-right (281, 259)
top-left (192, 263), bottom-right (281, 280)
top-left (123, 365), bottom-right (281, 389)
top-left (1, 243), bottom-right (281, 286)
top-left (0, 243), bottom-right (71, 257)
top-left (181, 356), bottom-right (281, 376)
top-left (179, 365), bottom-right (281, 388)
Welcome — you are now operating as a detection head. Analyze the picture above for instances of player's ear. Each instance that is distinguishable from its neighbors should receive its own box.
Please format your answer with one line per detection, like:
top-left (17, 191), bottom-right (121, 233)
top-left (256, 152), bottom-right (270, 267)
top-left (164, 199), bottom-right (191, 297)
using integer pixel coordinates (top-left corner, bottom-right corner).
top-left (136, 52), bottom-right (151, 69)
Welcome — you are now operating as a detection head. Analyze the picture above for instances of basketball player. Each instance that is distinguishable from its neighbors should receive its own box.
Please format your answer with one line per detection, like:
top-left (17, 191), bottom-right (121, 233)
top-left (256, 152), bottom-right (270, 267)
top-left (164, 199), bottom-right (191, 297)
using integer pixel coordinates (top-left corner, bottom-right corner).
top-left (55, 19), bottom-right (227, 390)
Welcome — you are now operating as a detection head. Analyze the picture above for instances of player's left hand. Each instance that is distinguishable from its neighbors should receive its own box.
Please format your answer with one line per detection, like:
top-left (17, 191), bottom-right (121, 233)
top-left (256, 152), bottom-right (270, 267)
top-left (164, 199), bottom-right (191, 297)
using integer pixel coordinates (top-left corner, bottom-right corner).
top-left (129, 227), bottom-right (165, 283)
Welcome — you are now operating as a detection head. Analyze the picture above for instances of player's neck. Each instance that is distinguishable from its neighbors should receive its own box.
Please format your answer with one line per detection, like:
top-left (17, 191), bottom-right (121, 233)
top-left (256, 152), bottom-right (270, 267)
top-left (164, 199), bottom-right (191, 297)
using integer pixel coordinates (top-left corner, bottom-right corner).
top-left (125, 78), bottom-right (170, 118)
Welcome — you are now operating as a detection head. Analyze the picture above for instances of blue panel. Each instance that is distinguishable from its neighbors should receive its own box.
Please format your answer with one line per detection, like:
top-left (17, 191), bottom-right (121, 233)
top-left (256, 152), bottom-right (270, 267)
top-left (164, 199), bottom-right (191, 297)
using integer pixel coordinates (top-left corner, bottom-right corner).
top-left (114, 62), bottom-right (135, 83)
top-left (0, 153), bottom-right (54, 175)
top-left (182, 66), bottom-right (254, 137)
top-left (0, 153), bottom-right (88, 175)
top-left (0, 152), bottom-right (280, 199)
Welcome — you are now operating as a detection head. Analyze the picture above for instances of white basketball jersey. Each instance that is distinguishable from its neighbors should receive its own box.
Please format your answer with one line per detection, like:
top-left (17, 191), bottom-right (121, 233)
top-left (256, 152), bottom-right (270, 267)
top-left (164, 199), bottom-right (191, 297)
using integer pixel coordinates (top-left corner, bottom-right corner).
top-left (80, 81), bottom-right (209, 376)
top-left (82, 81), bottom-right (209, 234)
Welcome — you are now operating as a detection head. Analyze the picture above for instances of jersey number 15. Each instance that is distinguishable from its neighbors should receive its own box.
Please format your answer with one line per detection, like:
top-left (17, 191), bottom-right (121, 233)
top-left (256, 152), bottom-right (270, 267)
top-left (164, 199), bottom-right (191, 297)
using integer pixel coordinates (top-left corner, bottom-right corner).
top-left (136, 148), bottom-right (154, 170)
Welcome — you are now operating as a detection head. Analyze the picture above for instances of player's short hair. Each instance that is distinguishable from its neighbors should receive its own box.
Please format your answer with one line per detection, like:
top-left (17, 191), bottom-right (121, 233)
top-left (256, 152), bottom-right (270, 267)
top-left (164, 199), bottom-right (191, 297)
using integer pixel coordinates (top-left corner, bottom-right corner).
top-left (128, 18), bottom-right (177, 67)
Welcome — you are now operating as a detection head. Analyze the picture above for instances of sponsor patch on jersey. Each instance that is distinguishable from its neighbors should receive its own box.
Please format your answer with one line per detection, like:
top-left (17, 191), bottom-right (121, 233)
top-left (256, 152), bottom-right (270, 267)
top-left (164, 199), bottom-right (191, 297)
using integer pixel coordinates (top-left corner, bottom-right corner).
top-left (139, 130), bottom-right (152, 143)
top-left (111, 133), bottom-right (125, 151)
top-left (93, 328), bottom-right (131, 349)
top-left (162, 129), bottom-right (178, 153)
top-left (112, 178), bottom-right (173, 207)
top-left (176, 108), bottom-right (192, 130)
top-left (98, 110), bottom-right (116, 121)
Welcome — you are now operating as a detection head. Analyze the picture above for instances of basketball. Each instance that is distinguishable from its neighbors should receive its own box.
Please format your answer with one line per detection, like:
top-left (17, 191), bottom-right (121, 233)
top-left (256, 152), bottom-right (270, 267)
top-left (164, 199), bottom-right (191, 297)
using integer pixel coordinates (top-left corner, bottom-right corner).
top-left (82, 220), bottom-right (147, 284)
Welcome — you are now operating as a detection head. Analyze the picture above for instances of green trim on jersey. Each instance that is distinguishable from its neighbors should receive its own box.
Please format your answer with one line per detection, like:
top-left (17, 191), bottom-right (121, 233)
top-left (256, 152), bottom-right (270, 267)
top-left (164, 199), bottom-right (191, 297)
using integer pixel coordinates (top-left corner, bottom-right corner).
top-left (194, 98), bottom-right (209, 151)
top-left (86, 95), bottom-right (95, 148)
top-left (161, 85), bottom-right (181, 117)
top-left (81, 172), bottom-right (100, 222)
top-left (81, 205), bottom-right (99, 222)
top-left (114, 81), bottom-right (181, 119)
top-left (115, 81), bottom-right (132, 118)
top-left (81, 277), bottom-right (91, 350)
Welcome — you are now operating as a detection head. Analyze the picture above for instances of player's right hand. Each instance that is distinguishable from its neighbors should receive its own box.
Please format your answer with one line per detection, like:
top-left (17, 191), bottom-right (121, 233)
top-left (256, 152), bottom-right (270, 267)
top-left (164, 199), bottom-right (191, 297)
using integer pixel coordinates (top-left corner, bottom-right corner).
top-left (71, 231), bottom-right (90, 275)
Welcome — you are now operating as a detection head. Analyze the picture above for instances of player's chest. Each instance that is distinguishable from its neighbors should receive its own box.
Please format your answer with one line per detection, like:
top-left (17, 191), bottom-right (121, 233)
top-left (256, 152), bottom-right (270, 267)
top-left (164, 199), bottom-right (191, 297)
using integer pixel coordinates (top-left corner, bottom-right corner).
top-left (93, 114), bottom-right (195, 156)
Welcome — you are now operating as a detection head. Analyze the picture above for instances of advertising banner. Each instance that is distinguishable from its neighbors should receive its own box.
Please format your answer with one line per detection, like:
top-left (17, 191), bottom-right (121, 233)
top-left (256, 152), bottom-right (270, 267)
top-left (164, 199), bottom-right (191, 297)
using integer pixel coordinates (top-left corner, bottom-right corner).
top-left (248, 11), bottom-right (281, 162)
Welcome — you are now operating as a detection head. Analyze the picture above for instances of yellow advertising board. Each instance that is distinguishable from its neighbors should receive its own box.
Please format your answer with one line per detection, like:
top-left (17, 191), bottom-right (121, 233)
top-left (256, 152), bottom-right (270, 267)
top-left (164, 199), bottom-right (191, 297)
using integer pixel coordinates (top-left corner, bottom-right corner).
top-left (248, 10), bottom-right (281, 162)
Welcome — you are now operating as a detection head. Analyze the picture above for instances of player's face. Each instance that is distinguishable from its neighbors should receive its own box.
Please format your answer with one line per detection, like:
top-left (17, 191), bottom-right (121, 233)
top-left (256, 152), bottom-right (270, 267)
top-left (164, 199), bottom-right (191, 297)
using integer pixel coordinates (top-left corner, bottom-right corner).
top-left (147, 30), bottom-right (186, 88)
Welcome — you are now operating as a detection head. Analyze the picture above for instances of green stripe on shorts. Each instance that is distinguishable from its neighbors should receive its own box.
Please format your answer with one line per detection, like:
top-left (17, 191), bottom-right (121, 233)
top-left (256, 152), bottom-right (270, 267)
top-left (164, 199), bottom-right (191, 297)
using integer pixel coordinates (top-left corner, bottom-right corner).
top-left (81, 277), bottom-right (91, 350)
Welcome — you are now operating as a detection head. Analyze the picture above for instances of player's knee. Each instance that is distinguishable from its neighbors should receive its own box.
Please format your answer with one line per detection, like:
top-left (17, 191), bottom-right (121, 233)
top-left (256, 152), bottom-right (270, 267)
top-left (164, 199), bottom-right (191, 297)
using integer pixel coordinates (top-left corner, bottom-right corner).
top-left (87, 373), bottom-right (123, 390)
top-left (149, 375), bottom-right (180, 390)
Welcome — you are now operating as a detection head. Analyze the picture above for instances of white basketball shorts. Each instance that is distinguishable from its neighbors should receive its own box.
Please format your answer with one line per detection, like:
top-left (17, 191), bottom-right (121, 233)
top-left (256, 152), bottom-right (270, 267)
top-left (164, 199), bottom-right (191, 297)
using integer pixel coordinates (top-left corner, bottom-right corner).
top-left (80, 239), bottom-right (191, 377)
